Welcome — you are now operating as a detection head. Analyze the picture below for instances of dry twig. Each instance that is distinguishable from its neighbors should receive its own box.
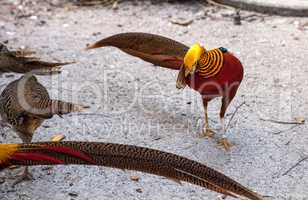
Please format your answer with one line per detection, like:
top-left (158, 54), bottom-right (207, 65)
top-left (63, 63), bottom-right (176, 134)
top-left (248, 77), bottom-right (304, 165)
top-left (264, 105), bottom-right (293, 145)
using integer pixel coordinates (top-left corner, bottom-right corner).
top-left (226, 101), bottom-right (246, 130)
top-left (282, 155), bottom-right (308, 176)
top-left (170, 19), bottom-right (194, 26)
top-left (271, 125), bottom-right (299, 135)
top-left (260, 118), bottom-right (305, 125)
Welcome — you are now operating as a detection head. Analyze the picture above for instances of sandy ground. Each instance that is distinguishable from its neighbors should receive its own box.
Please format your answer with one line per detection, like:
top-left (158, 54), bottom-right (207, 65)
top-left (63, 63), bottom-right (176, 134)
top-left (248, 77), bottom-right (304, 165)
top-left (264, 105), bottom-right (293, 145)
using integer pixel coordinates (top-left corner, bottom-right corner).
top-left (0, 1), bottom-right (308, 199)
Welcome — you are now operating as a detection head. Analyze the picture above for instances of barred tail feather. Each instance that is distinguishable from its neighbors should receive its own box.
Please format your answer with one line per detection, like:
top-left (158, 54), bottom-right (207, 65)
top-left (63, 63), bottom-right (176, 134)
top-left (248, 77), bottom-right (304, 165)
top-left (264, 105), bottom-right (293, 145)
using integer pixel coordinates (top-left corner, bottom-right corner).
top-left (0, 141), bottom-right (264, 200)
top-left (25, 61), bottom-right (75, 75)
top-left (49, 100), bottom-right (88, 115)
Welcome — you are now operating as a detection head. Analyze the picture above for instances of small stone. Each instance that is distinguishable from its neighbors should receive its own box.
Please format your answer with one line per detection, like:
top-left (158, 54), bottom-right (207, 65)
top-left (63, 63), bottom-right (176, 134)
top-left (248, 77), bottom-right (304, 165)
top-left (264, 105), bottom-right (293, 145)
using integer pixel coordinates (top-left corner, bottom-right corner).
top-left (136, 188), bottom-right (142, 193)
top-left (30, 16), bottom-right (38, 20)
top-left (92, 32), bottom-right (101, 36)
top-left (37, 20), bottom-right (47, 26)
top-left (6, 31), bottom-right (15, 36)
top-left (68, 192), bottom-right (78, 197)
top-left (0, 177), bottom-right (5, 184)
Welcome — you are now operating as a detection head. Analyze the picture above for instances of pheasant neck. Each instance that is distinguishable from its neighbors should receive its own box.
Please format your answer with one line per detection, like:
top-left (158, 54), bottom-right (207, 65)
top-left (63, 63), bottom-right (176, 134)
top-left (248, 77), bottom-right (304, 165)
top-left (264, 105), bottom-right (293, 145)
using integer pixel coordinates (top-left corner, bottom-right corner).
top-left (197, 48), bottom-right (224, 79)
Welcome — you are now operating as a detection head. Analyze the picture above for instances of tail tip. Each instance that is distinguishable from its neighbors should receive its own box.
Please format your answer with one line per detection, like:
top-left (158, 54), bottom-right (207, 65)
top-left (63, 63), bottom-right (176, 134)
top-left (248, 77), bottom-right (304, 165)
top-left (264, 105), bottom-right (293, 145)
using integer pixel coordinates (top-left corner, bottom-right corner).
top-left (57, 61), bottom-right (76, 66)
top-left (85, 43), bottom-right (96, 50)
top-left (74, 104), bottom-right (90, 112)
top-left (85, 42), bottom-right (105, 51)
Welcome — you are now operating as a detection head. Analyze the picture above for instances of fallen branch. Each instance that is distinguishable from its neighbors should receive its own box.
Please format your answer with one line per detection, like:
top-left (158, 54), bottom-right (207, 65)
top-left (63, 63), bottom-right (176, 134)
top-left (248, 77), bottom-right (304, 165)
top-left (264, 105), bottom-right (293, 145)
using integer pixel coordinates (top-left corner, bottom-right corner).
top-left (260, 118), bottom-right (305, 125)
top-left (77, 113), bottom-right (109, 117)
top-left (170, 19), bottom-right (194, 26)
top-left (272, 124), bottom-right (299, 135)
top-left (207, 0), bottom-right (236, 10)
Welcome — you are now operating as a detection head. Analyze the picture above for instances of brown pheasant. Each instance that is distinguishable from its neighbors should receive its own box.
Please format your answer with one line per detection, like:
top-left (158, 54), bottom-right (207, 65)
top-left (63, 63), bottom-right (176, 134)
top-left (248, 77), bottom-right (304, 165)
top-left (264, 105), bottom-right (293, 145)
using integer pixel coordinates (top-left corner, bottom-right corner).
top-left (0, 74), bottom-right (87, 184)
top-left (0, 141), bottom-right (264, 200)
top-left (0, 43), bottom-right (74, 75)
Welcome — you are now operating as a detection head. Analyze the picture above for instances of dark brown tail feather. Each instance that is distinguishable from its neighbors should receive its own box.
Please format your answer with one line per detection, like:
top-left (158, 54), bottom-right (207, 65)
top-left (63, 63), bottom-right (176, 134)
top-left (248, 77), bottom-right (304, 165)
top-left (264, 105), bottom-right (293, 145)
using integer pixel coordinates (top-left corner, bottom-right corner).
top-left (2, 141), bottom-right (264, 200)
top-left (85, 32), bottom-right (189, 70)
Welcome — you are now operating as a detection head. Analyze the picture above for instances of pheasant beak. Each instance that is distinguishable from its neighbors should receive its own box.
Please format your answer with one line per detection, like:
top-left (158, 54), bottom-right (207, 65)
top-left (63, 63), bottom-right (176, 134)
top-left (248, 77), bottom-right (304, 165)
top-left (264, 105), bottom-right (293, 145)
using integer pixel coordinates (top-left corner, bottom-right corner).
top-left (184, 68), bottom-right (190, 77)
top-left (184, 64), bottom-right (196, 77)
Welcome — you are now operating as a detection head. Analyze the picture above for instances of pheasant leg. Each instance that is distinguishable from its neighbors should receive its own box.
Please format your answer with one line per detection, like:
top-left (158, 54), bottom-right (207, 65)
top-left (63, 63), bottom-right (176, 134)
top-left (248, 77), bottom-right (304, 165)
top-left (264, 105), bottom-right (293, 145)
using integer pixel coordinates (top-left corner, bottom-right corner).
top-left (12, 133), bottom-right (34, 185)
top-left (217, 117), bottom-right (233, 151)
top-left (200, 100), bottom-right (216, 138)
top-left (13, 167), bottom-right (33, 186)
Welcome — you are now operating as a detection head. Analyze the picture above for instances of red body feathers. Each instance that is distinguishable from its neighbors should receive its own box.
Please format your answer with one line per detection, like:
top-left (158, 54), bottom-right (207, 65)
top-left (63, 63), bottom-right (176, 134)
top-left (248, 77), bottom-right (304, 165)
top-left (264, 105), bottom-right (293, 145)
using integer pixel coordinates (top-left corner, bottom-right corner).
top-left (187, 52), bottom-right (244, 100)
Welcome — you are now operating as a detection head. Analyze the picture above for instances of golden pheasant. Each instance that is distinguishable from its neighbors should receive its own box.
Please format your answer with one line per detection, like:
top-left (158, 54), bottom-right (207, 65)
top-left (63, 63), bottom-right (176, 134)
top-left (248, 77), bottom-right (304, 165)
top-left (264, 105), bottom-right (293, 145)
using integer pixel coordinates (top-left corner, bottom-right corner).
top-left (86, 32), bottom-right (244, 150)
top-left (0, 75), bottom-right (87, 183)
top-left (0, 141), bottom-right (264, 200)
top-left (0, 43), bottom-right (73, 75)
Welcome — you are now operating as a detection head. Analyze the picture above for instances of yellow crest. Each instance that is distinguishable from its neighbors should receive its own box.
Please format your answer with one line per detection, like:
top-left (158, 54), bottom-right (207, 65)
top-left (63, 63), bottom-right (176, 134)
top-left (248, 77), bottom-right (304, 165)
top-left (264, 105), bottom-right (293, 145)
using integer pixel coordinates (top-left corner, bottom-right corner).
top-left (183, 43), bottom-right (205, 72)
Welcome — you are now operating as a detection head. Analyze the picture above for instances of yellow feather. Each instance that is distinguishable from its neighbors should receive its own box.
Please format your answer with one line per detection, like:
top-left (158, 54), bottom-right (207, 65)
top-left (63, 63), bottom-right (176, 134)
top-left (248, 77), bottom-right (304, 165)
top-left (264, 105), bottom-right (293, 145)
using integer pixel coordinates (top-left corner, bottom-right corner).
top-left (183, 43), bottom-right (205, 72)
top-left (0, 144), bottom-right (19, 164)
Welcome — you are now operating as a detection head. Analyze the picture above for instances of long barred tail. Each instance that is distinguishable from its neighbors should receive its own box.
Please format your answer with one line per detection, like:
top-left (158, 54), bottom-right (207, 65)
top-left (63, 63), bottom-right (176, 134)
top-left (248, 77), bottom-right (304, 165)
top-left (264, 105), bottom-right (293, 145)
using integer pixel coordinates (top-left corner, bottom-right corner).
top-left (0, 141), bottom-right (264, 200)
top-left (0, 43), bottom-right (75, 75)
top-left (1, 60), bottom-right (75, 75)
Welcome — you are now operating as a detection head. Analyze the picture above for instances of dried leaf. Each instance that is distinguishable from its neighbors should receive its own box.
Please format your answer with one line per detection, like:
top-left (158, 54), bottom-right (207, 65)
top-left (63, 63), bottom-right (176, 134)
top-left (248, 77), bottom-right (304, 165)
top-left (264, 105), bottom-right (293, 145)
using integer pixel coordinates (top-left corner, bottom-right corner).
top-left (130, 176), bottom-right (140, 182)
top-left (295, 117), bottom-right (305, 124)
top-left (51, 134), bottom-right (65, 142)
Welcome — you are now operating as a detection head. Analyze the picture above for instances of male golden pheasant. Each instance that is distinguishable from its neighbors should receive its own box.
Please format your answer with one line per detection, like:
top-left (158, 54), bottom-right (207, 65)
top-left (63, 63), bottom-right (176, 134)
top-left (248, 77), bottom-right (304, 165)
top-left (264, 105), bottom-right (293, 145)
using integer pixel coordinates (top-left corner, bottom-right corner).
top-left (0, 75), bottom-right (87, 183)
top-left (0, 141), bottom-right (264, 200)
top-left (86, 32), bottom-right (244, 150)
top-left (0, 42), bottom-right (73, 75)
